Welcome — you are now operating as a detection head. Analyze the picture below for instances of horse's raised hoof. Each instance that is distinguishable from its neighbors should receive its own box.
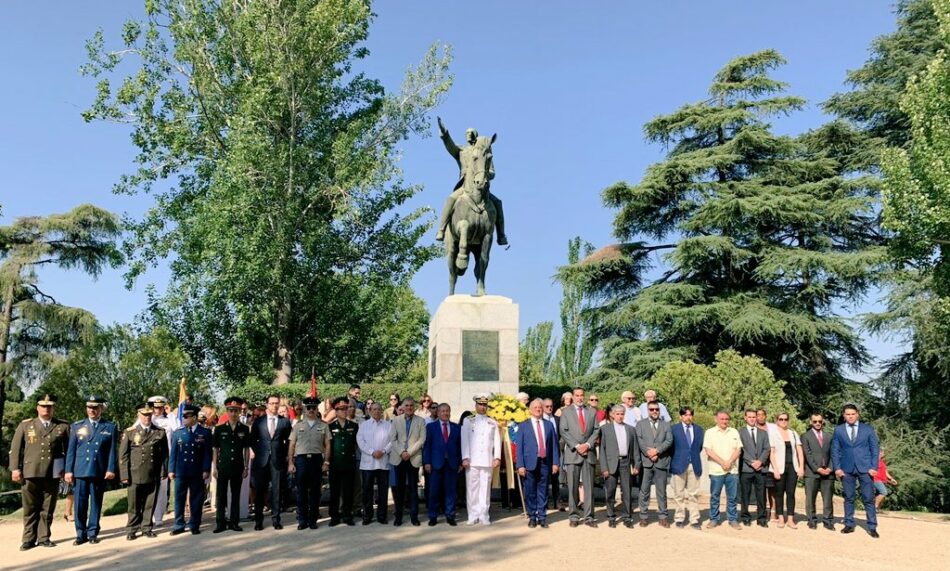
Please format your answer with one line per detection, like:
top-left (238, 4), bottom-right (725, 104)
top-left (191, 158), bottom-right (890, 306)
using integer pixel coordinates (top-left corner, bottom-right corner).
top-left (456, 253), bottom-right (468, 271)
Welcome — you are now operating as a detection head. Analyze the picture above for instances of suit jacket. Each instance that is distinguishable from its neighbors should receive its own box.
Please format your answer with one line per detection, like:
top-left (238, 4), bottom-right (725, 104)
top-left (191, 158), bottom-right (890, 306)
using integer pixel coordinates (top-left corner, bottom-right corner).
top-left (739, 425), bottom-right (771, 473)
top-left (516, 417), bottom-right (560, 471)
top-left (670, 422), bottom-right (704, 476)
top-left (65, 418), bottom-right (119, 478)
top-left (559, 405), bottom-right (598, 465)
top-left (598, 422), bottom-right (639, 474)
top-left (8, 417), bottom-right (70, 479)
top-left (635, 419), bottom-right (673, 469)
top-left (831, 422), bottom-right (879, 475)
top-left (250, 415), bottom-right (292, 471)
top-left (422, 421), bottom-right (462, 470)
top-left (388, 414), bottom-right (427, 468)
top-left (169, 425), bottom-right (213, 478)
top-left (119, 424), bottom-right (168, 484)
top-left (800, 428), bottom-right (832, 478)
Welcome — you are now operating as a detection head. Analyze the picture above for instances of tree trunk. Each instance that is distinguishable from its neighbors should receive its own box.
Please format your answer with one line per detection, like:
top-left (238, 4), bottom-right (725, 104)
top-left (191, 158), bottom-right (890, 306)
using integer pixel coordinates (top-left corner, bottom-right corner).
top-left (0, 282), bottom-right (15, 463)
top-left (274, 339), bottom-right (293, 385)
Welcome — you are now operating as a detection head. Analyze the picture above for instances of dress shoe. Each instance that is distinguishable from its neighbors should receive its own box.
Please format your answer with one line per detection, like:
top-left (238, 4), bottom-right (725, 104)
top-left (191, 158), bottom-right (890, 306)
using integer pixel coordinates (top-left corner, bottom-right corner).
top-left (807, 522), bottom-right (817, 529)
top-left (729, 521), bottom-right (741, 529)
top-left (410, 518), bottom-right (421, 527)
top-left (296, 523), bottom-right (308, 531)
top-left (706, 521), bottom-right (721, 529)
top-left (742, 520), bottom-right (751, 527)
top-left (868, 530), bottom-right (880, 538)
top-left (675, 521), bottom-right (686, 528)
top-left (841, 526), bottom-right (855, 534)
top-left (329, 519), bottom-right (341, 527)
top-left (823, 523), bottom-right (835, 531)
top-left (309, 522), bottom-right (319, 529)
top-left (41, 540), bottom-right (56, 547)
top-left (377, 518), bottom-right (387, 525)
top-left (170, 528), bottom-right (186, 536)
top-left (74, 537), bottom-right (88, 546)
top-left (528, 519), bottom-right (537, 528)
top-left (393, 519), bottom-right (403, 527)
top-left (362, 519), bottom-right (372, 526)
top-left (254, 523), bottom-right (264, 531)
top-left (608, 520), bottom-right (617, 528)
top-left (585, 520), bottom-right (598, 528)
top-left (230, 525), bottom-right (243, 532)
top-left (659, 519), bottom-right (670, 528)
top-left (273, 523), bottom-right (283, 530)
top-left (428, 518), bottom-right (438, 527)
top-left (539, 521), bottom-right (549, 528)
top-left (625, 520), bottom-right (635, 529)
top-left (638, 520), bottom-right (649, 527)
top-left (215, 526), bottom-right (229, 533)
top-left (344, 519), bottom-right (355, 526)
top-left (446, 518), bottom-right (457, 527)
top-left (144, 530), bottom-right (158, 538)
top-left (757, 521), bottom-right (768, 528)
top-left (690, 523), bottom-right (702, 530)
top-left (20, 542), bottom-right (35, 551)
top-left (191, 529), bottom-right (201, 535)
top-left (89, 537), bottom-right (100, 544)
top-left (569, 520), bottom-right (579, 528)
top-left (126, 532), bottom-right (138, 541)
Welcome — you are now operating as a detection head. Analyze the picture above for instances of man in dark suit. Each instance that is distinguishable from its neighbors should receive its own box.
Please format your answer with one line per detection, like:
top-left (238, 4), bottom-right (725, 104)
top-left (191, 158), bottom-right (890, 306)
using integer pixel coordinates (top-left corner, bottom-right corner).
top-left (670, 406), bottom-right (704, 529)
top-left (168, 404), bottom-right (212, 535)
top-left (832, 403), bottom-right (881, 538)
top-left (801, 412), bottom-right (835, 530)
top-left (120, 404), bottom-right (169, 540)
top-left (250, 393), bottom-right (293, 530)
top-left (517, 398), bottom-right (560, 528)
top-left (541, 398), bottom-right (562, 510)
top-left (559, 387), bottom-right (599, 527)
top-left (634, 400), bottom-right (673, 526)
top-left (65, 395), bottom-right (119, 545)
top-left (423, 403), bottom-right (462, 526)
top-left (599, 405), bottom-right (639, 528)
top-left (739, 408), bottom-right (771, 527)
top-left (8, 394), bottom-right (70, 551)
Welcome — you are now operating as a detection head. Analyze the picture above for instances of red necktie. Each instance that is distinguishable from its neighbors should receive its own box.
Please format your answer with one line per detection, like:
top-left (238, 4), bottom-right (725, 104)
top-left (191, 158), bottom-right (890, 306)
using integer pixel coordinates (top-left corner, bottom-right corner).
top-left (817, 430), bottom-right (823, 446)
top-left (578, 408), bottom-right (586, 433)
top-left (536, 420), bottom-right (546, 458)
top-left (442, 422), bottom-right (449, 443)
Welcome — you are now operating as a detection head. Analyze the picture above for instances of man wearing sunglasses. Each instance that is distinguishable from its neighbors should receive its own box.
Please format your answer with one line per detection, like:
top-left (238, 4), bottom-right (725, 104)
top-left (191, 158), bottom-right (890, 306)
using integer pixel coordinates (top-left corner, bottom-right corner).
top-left (635, 400), bottom-right (673, 527)
top-left (801, 413), bottom-right (834, 530)
top-left (65, 395), bottom-right (119, 545)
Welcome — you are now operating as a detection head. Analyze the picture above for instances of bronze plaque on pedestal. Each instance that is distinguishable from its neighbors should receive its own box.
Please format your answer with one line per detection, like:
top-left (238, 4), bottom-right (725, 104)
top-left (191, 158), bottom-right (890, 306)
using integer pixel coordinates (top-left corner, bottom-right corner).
top-left (462, 330), bottom-right (499, 381)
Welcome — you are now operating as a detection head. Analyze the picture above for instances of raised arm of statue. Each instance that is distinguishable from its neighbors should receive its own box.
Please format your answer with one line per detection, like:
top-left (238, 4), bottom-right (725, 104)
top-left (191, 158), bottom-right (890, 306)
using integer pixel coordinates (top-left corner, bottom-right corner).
top-left (437, 116), bottom-right (461, 164)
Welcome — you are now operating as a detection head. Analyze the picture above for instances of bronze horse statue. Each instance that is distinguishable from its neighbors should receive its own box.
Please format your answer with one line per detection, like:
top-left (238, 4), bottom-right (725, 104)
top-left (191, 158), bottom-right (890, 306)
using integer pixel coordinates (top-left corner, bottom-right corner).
top-left (446, 133), bottom-right (498, 296)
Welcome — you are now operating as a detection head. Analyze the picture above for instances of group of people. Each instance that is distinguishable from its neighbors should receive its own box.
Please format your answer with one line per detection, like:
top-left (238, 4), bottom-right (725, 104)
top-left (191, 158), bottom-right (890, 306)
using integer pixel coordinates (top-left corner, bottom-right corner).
top-left (8, 386), bottom-right (890, 552)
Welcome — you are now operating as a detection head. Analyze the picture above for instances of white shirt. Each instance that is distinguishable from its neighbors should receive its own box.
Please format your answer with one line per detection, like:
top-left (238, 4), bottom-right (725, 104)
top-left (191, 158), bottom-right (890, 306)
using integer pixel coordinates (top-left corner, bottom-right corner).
top-left (461, 414), bottom-right (501, 467)
top-left (623, 405), bottom-right (640, 427)
top-left (357, 418), bottom-right (392, 470)
top-left (613, 422), bottom-right (628, 455)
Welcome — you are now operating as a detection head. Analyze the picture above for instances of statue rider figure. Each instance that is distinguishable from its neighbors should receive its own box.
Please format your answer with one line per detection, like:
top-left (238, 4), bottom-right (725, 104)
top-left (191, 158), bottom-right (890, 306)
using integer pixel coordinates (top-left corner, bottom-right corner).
top-left (435, 117), bottom-right (508, 246)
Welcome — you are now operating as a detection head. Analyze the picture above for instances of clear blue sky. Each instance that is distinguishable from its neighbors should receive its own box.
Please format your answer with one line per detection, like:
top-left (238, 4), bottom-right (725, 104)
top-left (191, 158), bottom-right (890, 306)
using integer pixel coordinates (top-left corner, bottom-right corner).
top-left (0, 1), bottom-right (904, 379)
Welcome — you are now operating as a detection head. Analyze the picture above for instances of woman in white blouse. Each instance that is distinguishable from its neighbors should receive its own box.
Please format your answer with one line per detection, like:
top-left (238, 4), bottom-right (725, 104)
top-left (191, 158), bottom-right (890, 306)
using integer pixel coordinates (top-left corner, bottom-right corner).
top-left (769, 412), bottom-right (805, 528)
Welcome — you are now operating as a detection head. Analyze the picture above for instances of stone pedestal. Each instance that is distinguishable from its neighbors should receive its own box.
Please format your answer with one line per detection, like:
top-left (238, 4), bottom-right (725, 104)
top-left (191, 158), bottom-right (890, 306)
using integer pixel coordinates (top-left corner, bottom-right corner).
top-left (427, 295), bottom-right (519, 419)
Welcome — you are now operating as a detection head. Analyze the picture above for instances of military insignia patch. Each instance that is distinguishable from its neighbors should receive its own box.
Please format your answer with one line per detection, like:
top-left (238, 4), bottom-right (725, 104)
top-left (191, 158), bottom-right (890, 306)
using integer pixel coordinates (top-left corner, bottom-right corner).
top-left (134, 432), bottom-right (142, 445)
top-left (78, 425), bottom-right (90, 439)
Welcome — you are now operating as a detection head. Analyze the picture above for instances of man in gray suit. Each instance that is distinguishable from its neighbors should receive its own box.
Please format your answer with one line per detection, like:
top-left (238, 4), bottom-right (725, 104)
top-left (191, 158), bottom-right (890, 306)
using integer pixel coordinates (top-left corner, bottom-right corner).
top-left (388, 398), bottom-right (426, 526)
top-left (739, 409), bottom-right (771, 527)
top-left (559, 387), bottom-right (598, 528)
top-left (801, 412), bottom-right (835, 530)
top-left (599, 405), bottom-right (640, 528)
top-left (634, 400), bottom-right (673, 527)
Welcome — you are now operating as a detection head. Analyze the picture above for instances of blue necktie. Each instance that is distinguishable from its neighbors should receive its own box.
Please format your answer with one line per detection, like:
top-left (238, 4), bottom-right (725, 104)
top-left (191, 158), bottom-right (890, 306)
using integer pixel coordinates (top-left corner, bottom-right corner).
top-left (404, 418), bottom-right (411, 450)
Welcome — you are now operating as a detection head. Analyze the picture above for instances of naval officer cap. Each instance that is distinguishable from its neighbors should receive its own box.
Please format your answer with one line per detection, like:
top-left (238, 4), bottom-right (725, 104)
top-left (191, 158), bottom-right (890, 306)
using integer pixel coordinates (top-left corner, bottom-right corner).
top-left (473, 393), bottom-right (491, 405)
top-left (147, 395), bottom-right (169, 406)
top-left (181, 404), bottom-right (200, 417)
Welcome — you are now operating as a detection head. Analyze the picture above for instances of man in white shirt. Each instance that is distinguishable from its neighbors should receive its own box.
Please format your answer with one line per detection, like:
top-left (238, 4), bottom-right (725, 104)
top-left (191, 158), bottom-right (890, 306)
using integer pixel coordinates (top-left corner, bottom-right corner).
top-left (461, 393), bottom-right (501, 525)
top-left (147, 395), bottom-right (179, 528)
top-left (357, 403), bottom-right (392, 525)
top-left (637, 390), bottom-right (671, 421)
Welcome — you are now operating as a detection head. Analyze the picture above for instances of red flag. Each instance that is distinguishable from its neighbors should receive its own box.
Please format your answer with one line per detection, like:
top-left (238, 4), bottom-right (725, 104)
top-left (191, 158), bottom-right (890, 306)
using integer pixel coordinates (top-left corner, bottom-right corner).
top-left (309, 367), bottom-right (317, 399)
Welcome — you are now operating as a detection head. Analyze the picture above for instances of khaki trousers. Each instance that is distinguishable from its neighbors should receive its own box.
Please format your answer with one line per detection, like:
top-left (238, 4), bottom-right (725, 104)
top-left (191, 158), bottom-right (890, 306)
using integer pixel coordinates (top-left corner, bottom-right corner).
top-left (671, 466), bottom-right (701, 524)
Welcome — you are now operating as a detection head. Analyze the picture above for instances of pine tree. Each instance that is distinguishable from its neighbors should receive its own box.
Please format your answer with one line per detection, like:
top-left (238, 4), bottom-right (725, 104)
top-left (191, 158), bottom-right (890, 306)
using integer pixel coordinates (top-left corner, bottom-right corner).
top-left (567, 51), bottom-right (885, 407)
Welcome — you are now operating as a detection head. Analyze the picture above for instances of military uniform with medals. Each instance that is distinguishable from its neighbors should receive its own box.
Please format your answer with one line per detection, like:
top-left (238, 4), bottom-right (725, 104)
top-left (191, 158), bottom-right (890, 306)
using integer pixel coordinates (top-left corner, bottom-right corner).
top-left (119, 404), bottom-right (169, 538)
top-left (327, 408), bottom-right (359, 525)
top-left (64, 395), bottom-right (119, 544)
top-left (169, 405), bottom-right (213, 534)
top-left (213, 397), bottom-right (250, 532)
top-left (8, 393), bottom-right (70, 550)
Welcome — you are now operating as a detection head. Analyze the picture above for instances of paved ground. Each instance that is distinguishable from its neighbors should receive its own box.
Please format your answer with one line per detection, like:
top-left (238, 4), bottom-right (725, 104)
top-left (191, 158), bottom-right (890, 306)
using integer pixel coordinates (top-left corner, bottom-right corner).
top-left (2, 499), bottom-right (947, 571)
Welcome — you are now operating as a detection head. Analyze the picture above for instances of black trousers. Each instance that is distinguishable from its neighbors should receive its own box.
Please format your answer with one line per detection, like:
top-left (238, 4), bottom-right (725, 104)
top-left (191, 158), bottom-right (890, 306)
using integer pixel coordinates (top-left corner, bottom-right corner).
top-left (127, 480), bottom-right (160, 532)
top-left (361, 469), bottom-right (388, 523)
top-left (740, 471), bottom-right (767, 523)
top-left (774, 465), bottom-right (798, 518)
top-left (329, 467), bottom-right (355, 520)
top-left (294, 455), bottom-right (323, 526)
top-left (253, 464), bottom-right (286, 525)
top-left (804, 475), bottom-right (834, 524)
top-left (604, 457), bottom-right (633, 521)
top-left (21, 478), bottom-right (59, 545)
top-left (393, 459), bottom-right (419, 521)
top-left (216, 471), bottom-right (243, 527)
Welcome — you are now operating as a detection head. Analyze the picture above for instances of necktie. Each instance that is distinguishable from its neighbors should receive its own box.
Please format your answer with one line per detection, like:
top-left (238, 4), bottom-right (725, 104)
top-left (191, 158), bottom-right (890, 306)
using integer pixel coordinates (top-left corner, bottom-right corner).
top-left (849, 425), bottom-right (856, 442)
top-left (536, 420), bottom-right (546, 458)
top-left (92, 421), bottom-right (98, 431)
top-left (404, 418), bottom-right (411, 450)
top-left (751, 427), bottom-right (756, 446)
top-left (578, 408), bottom-right (586, 433)
top-left (817, 430), bottom-right (823, 446)
top-left (652, 421), bottom-right (657, 437)
top-left (43, 421), bottom-right (49, 429)
top-left (686, 425), bottom-right (692, 447)
top-left (442, 422), bottom-right (449, 443)
top-left (269, 417), bottom-right (275, 438)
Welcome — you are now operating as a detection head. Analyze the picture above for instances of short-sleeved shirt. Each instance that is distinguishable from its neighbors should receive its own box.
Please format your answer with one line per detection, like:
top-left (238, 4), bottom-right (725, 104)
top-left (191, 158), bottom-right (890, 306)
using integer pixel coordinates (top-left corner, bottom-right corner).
top-left (290, 419), bottom-right (328, 456)
top-left (704, 426), bottom-right (742, 475)
top-left (873, 458), bottom-right (889, 483)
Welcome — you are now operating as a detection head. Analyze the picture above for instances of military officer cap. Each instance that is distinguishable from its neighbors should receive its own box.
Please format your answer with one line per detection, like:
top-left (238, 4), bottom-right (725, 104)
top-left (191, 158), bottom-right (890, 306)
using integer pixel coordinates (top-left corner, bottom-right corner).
top-left (37, 393), bottom-right (57, 406)
top-left (85, 395), bottom-right (106, 407)
top-left (224, 396), bottom-right (245, 410)
top-left (181, 404), bottom-right (200, 417)
top-left (302, 396), bottom-right (319, 407)
top-left (147, 395), bottom-right (169, 406)
top-left (137, 403), bottom-right (155, 415)
top-left (473, 393), bottom-right (491, 405)
top-left (197, 410), bottom-right (208, 421)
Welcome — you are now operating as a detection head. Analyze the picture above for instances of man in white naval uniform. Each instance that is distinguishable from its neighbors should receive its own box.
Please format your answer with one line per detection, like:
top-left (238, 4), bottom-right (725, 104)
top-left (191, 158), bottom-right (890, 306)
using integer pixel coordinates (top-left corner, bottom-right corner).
top-left (148, 396), bottom-right (180, 527)
top-left (461, 393), bottom-right (501, 525)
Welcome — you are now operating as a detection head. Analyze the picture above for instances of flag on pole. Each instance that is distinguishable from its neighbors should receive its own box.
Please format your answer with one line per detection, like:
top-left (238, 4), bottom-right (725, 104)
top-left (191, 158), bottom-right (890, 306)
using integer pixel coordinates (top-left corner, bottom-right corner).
top-left (176, 377), bottom-right (187, 421)
top-left (309, 367), bottom-right (317, 399)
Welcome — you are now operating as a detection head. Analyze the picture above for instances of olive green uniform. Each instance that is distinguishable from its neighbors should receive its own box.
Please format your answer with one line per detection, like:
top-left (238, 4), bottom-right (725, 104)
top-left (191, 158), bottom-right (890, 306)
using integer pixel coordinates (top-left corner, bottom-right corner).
top-left (119, 424), bottom-right (169, 533)
top-left (212, 421), bottom-right (250, 528)
top-left (8, 417), bottom-right (70, 546)
top-left (328, 420), bottom-right (359, 522)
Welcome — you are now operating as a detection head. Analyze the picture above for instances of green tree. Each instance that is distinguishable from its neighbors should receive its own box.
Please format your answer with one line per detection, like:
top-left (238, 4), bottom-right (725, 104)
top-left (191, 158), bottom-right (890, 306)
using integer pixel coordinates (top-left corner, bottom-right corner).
top-left (565, 51), bottom-right (885, 407)
top-left (82, 0), bottom-right (451, 385)
top-left (520, 320), bottom-right (554, 385)
top-left (551, 237), bottom-right (597, 383)
top-left (0, 205), bottom-right (122, 455)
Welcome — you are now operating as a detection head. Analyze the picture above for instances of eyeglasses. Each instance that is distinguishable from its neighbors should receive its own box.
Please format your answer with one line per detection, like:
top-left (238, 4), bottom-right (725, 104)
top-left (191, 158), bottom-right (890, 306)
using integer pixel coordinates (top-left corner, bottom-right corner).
top-left (778, 417), bottom-right (789, 421)
top-left (305, 405), bottom-right (317, 410)
top-left (543, 405), bottom-right (553, 408)
top-left (648, 408), bottom-right (660, 412)
top-left (334, 406), bottom-right (347, 411)
top-left (589, 398), bottom-right (599, 402)
top-left (811, 420), bottom-right (824, 424)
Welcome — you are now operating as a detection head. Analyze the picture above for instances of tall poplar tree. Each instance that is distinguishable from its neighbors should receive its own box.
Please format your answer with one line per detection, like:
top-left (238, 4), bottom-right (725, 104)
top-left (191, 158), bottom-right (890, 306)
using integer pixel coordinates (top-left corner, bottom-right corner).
top-left (567, 51), bottom-right (886, 406)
